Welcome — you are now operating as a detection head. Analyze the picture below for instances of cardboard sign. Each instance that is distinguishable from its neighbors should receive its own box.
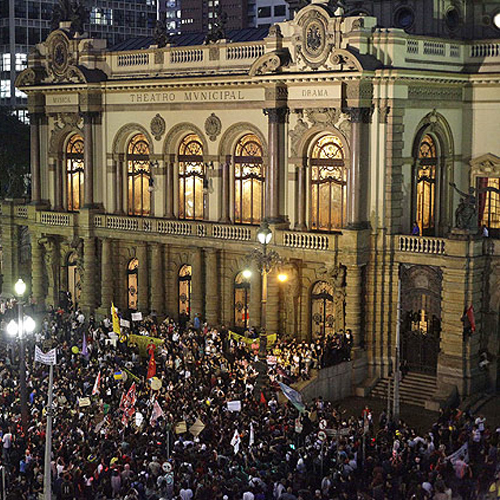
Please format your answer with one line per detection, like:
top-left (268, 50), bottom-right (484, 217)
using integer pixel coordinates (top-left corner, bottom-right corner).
top-left (227, 401), bottom-right (242, 412)
top-left (79, 397), bottom-right (91, 408)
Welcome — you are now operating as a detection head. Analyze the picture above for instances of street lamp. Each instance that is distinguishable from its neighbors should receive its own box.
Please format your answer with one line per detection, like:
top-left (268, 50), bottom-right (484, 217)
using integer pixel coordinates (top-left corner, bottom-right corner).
top-left (8, 278), bottom-right (35, 429)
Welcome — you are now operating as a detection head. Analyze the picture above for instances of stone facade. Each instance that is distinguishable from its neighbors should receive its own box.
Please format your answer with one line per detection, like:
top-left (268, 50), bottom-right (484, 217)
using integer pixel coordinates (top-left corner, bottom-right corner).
top-left (4, 1), bottom-right (500, 404)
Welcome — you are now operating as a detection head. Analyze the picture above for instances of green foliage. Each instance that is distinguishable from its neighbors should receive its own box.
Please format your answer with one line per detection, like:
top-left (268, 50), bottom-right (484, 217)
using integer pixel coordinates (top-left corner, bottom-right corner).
top-left (0, 108), bottom-right (30, 199)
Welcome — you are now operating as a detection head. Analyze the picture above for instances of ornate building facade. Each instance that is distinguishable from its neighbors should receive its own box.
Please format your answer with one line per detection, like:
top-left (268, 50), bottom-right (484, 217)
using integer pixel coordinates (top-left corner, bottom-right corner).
top-left (5, 0), bottom-right (500, 406)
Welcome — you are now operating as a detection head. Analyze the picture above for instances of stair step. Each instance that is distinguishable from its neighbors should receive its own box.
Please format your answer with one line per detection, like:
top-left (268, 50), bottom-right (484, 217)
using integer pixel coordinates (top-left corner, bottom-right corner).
top-left (370, 374), bottom-right (437, 408)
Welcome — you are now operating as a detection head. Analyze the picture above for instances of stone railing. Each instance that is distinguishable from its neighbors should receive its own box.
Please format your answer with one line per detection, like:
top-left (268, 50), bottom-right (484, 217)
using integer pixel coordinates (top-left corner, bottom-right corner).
top-left (398, 235), bottom-right (446, 255)
top-left (469, 41), bottom-right (500, 58)
top-left (117, 53), bottom-right (150, 67)
top-left (15, 205), bottom-right (28, 218)
top-left (38, 211), bottom-right (72, 226)
top-left (280, 231), bottom-right (335, 251)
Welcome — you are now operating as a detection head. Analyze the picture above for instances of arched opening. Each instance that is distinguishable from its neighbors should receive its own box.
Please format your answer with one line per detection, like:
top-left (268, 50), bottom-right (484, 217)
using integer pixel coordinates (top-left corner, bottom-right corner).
top-left (127, 134), bottom-right (151, 216)
top-left (401, 266), bottom-right (442, 374)
top-left (309, 134), bottom-right (347, 231)
top-left (311, 281), bottom-right (334, 340)
top-left (234, 133), bottom-right (264, 225)
top-left (178, 134), bottom-right (205, 220)
top-left (66, 252), bottom-right (81, 307)
top-left (234, 271), bottom-right (251, 331)
top-left (66, 134), bottom-right (84, 211)
top-left (127, 258), bottom-right (139, 310)
top-left (415, 134), bottom-right (438, 236)
top-left (178, 264), bottom-right (192, 318)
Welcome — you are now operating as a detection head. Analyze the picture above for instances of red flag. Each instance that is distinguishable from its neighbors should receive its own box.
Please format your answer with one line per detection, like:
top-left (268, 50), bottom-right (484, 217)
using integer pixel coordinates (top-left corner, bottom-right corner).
top-left (260, 392), bottom-right (266, 405)
top-left (466, 305), bottom-right (476, 333)
top-left (147, 353), bottom-right (156, 379)
top-left (92, 371), bottom-right (101, 396)
top-left (120, 382), bottom-right (137, 411)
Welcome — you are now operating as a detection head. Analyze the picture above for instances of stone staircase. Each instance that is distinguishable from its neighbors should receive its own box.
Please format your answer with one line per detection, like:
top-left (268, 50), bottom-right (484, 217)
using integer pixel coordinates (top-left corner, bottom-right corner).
top-left (370, 372), bottom-right (437, 408)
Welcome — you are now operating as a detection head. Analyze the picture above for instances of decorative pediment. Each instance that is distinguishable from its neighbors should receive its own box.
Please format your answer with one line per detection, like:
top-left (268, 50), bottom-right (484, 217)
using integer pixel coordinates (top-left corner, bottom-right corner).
top-left (15, 67), bottom-right (47, 88)
top-left (330, 48), bottom-right (363, 72)
top-left (249, 49), bottom-right (291, 77)
top-left (470, 153), bottom-right (500, 178)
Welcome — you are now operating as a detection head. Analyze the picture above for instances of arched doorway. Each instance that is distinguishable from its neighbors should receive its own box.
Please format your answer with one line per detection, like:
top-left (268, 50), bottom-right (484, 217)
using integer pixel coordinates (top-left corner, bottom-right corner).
top-left (234, 271), bottom-right (251, 331)
top-left (178, 264), bottom-right (192, 318)
top-left (311, 281), bottom-right (335, 340)
top-left (66, 252), bottom-right (81, 306)
top-left (401, 266), bottom-right (442, 374)
top-left (127, 258), bottom-right (139, 310)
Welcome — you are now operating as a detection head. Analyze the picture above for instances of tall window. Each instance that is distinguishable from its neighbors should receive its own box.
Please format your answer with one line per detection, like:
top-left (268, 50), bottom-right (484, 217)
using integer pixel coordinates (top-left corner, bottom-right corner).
top-left (310, 135), bottom-right (347, 231)
top-left (178, 264), bottom-right (192, 317)
top-left (311, 281), bottom-right (334, 340)
top-left (478, 177), bottom-right (500, 237)
top-left (127, 258), bottom-right (139, 310)
top-left (234, 134), bottom-right (264, 225)
top-left (66, 134), bottom-right (84, 211)
top-left (234, 272), bottom-right (251, 331)
top-left (127, 134), bottom-right (151, 216)
top-left (415, 135), bottom-right (438, 235)
top-left (178, 134), bottom-right (204, 220)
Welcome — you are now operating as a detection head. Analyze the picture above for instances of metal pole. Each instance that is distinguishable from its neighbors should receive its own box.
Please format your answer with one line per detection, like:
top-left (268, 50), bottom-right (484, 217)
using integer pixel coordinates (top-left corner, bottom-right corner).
top-left (260, 243), bottom-right (268, 336)
top-left (18, 301), bottom-right (28, 430)
top-left (392, 267), bottom-right (402, 421)
top-left (44, 363), bottom-right (54, 500)
top-left (1, 465), bottom-right (6, 500)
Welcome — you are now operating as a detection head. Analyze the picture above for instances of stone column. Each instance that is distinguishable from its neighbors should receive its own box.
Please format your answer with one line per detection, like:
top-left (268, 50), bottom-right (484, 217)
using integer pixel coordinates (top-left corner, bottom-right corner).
top-left (137, 243), bottom-right (149, 312)
top-left (151, 244), bottom-right (164, 315)
top-left (204, 249), bottom-right (220, 325)
top-left (346, 107), bottom-right (371, 228)
top-left (345, 265), bottom-right (363, 349)
top-left (83, 112), bottom-right (96, 208)
top-left (190, 248), bottom-right (203, 320)
top-left (264, 107), bottom-right (288, 222)
top-left (54, 154), bottom-right (63, 211)
top-left (266, 270), bottom-right (280, 333)
top-left (295, 162), bottom-right (307, 230)
top-left (81, 237), bottom-right (97, 313)
top-left (249, 270), bottom-right (262, 330)
top-left (165, 161), bottom-right (174, 219)
top-left (99, 238), bottom-right (113, 315)
top-left (219, 158), bottom-right (230, 223)
top-left (31, 237), bottom-right (45, 309)
top-left (1, 221), bottom-right (19, 295)
top-left (29, 113), bottom-right (42, 204)
top-left (164, 246), bottom-right (176, 317)
top-left (115, 154), bottom-right (125, 215)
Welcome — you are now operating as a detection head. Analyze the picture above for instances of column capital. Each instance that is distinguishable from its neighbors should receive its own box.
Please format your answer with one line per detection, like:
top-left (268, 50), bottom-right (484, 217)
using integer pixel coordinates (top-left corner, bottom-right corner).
top-left (344, 106), bottom-right (373, 124)
top-left (263, 107), bottom-right (289, 123)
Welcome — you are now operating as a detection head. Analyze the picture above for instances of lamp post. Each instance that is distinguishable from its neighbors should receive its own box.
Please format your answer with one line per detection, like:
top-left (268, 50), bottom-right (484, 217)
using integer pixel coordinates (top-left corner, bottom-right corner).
top-left (7, 278), bottom-right (35, 430)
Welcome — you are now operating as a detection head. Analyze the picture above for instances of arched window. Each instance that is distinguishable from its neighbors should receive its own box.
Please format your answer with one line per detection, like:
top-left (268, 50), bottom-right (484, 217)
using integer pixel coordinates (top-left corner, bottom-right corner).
top-left (178, 134), bottom-right (204, 220)
top-left (415, 135), bottom-right (438, 235)
top-left (234, 134), bottom-right (264, 225)
top-left (478, 177), bottom-right (500, 237)
top-left (310, 135), bottom-right (347, 231)
top-left (66, 252), bottom-right (81, 306)
top-left (127, 134), bottom-right (151, 216)
top-left (234, 272), bottom-right (251, 331)
top-left (311, 281), bottom-right (334, 340)
top-left (127, 258), bottom-right (138, 310)
top-left (66, 134), bottom-right (84, 211)
top-left (178, 264), bottom-right (192, 318)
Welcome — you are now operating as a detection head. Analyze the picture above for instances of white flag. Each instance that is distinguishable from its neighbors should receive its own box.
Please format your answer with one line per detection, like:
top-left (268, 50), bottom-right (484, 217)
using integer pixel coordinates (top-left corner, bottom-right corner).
top-left (34, 346), bottom-right (57, 365)
top-left (231, 429), bottom-right (241, 454)
top-left (446, 442), bottom-right (469, 464)
top-left (249, 422), bottom-right (254, 448)
top-left (150, 400), bottom-right (164, 425)
top-left (92, 371), bottom-right (101, 396)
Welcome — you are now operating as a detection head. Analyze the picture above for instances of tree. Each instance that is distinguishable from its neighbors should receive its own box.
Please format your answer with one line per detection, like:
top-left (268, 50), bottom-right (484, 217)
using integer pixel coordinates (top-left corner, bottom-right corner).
top-left (0, 108), bottom-right (30, 199)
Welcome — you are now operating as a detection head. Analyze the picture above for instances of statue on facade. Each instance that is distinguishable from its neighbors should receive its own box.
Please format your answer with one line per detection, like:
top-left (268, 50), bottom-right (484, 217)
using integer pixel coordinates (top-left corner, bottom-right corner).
top-left (51, 0), bottom-right (89, 35)
top-left (153, 12), bottom-right (170, 48)
top-left (204, 5), bottom-right (228, 44)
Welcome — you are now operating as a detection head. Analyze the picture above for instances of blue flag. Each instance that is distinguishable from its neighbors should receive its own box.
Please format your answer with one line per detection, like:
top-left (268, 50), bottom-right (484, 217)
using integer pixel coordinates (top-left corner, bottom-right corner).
top-left (82, 330), bottom-right (89, 358)
top-left (279, 382), bottom-right (305, 413)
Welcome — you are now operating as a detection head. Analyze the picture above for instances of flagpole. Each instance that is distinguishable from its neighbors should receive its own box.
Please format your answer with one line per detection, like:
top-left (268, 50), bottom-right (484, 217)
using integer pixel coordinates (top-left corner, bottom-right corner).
top-left (392, 265), bottom-right (402, 421)
top-left (44, 362), bottom-right (54, 500)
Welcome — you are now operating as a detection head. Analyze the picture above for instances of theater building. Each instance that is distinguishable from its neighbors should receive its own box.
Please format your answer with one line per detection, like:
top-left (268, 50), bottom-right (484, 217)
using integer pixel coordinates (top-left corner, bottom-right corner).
top-left (5, 0), bottom-right (500, 406)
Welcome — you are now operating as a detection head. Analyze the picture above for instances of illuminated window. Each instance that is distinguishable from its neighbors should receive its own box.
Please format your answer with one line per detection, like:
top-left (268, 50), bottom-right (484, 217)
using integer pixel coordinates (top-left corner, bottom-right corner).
top-left (1, 54), bottom-right (11, 72)
top-left (310, 135), bottom-right (347, 231)
top-left (127, 258), bottom-right (139, 310)
top-left (178, 264), bottom-right (192, 317)
top-left (311, 281), bottom-right (334, 340)
top-left (127, 134), bottom-right (151, 216)
top-left (0, 80), bottom-right (11, 99)
top-left (15, 53), bottom-right (27, 71)
top-left (234, 272), bottom-right (251, 331)
top-left (66, 134), bottom-right (84, 212)
top-left (415, 135), bottom-right (437, 235)
top-left (478, 177), bottom-right (500, 236)
top-left (234, 134), bottom-right (264, 225)
top-left (178, 134), bottom-right (204, 220)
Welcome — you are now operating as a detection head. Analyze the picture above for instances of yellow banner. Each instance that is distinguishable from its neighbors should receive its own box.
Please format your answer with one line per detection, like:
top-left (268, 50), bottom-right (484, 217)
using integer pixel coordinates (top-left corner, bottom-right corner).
top-left (228, 331), bottom-right (277, 348)
top-left (128, 334), bottom-right (164, 357)
top-left (111, 303), bottom-right (121, 335)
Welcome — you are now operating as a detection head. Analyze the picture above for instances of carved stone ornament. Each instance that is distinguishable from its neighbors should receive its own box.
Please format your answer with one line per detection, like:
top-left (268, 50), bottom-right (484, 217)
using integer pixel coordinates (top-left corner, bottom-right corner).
top-left (205, 113), bottom-right (222, 142)
top-left (47, 33), bottom-right (71, 79)
top-left (150, 113), bottom-right (166, 141)
top-left (209, 46), bottom-right (220, 61)
top-left (305, 108), bottom-right (340, 127)
top-left (249, 50), bottom-right (290, 77)
top-left (329, 49), bottom-right (362, 71)
top-left (264, 85), bottom-right (288, 101)
top-left (289, 113), bottom-right (310, 156)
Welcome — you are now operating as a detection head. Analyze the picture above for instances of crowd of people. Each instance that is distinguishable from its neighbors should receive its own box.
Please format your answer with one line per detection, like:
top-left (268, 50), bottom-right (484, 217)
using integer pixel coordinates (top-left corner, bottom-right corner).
top-left (0, 303), bottom-right (498, 500)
